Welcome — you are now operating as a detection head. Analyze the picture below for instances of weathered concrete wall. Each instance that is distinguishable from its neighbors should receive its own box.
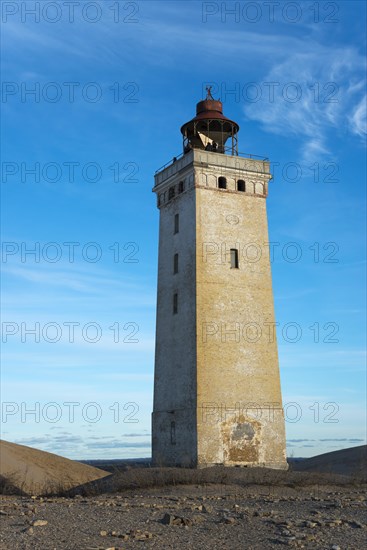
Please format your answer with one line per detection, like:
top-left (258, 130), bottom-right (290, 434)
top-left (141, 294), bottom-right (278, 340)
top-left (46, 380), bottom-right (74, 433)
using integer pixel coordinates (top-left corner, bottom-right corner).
top-left (152, 164), bottom-right (198, 466)
top-left (152, 150), bottom-right (287, 469)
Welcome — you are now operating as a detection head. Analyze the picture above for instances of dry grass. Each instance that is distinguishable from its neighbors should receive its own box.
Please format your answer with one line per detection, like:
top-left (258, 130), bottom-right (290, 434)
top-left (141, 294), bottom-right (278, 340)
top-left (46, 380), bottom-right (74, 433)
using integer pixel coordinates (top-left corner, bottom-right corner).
top-left (57, 465), bottom-right (366, 498)
top-left (1, 466), bottom-right (364, 498)
top-left (0, 472), bottom-right (25, 496)
top-left (2, 445), bottom-right (365, 497)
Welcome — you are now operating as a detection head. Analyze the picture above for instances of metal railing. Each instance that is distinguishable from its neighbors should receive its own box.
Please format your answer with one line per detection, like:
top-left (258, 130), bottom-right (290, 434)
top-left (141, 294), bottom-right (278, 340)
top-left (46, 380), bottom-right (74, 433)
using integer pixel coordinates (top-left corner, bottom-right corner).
top-left (155, 147), bottom-right (269, 175)
top-left (155, 151), bottom-right (186, 174)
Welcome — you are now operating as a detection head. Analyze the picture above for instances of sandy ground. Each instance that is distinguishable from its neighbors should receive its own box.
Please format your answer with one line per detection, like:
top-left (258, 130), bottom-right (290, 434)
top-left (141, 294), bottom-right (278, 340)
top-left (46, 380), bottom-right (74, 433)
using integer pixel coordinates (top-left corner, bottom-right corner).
top-left (0, 441), bottom-right (366, 549)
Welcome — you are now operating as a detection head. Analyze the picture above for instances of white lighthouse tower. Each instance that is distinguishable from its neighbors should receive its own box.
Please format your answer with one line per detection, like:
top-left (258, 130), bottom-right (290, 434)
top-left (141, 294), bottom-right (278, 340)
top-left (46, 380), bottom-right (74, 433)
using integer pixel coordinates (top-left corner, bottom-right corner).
top-left (152, 89), bottom-right (287, 469)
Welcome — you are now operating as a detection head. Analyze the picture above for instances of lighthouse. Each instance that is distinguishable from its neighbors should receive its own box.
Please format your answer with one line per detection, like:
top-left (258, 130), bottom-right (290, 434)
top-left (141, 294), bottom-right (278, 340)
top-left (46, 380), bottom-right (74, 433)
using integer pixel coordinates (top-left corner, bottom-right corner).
top-left (152, 89), bottom-right (287, 469)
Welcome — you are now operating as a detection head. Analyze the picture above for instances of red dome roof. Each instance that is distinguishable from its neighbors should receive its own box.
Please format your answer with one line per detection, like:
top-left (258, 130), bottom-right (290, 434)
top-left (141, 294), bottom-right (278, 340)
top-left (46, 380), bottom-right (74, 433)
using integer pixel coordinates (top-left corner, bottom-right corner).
top-left (181, 90), bottom-right (239, 135)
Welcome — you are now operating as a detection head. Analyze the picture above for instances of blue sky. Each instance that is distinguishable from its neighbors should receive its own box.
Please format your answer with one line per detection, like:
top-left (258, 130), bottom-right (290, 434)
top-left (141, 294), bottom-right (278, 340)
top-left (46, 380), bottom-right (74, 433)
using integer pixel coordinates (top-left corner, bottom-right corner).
top-left (1, 0), bottom-right (366, 459)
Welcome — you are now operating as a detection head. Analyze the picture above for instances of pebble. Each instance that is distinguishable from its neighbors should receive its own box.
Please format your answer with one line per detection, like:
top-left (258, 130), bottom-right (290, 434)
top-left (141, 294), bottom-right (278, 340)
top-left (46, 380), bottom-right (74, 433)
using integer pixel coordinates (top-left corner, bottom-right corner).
top-left (304, 521), bottom-right (317, 528)
top-left (202, 504), bottom-right (213, 513)
top-left (223, 516), bottom-right (236, 524)
top-left (32, 519), bottom-right (48, 526)
top-left (349, 520), bottom-right (363, 528)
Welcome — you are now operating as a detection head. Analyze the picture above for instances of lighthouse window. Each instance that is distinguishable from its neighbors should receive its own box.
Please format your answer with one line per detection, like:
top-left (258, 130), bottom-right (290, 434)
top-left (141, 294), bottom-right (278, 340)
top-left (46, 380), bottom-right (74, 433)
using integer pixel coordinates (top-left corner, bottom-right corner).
top-left (173, 293), bottom-right (178, 314)
top-left (170, 421), bottom-right (176, 445)
top-left (178, 181), bottom-right (184, 193)
top-left (237, 180), bottom-right (246, 192)
top-left (168, 186), bottom-right (175, 200)
top-left (173, 253), bottom-right (178, 274)
top-left (230, 249), bottom-right (239, 269)
top-left (218, 176), bottom-right (227, 189)
top-left (174, 213), bottom-right (179, 234)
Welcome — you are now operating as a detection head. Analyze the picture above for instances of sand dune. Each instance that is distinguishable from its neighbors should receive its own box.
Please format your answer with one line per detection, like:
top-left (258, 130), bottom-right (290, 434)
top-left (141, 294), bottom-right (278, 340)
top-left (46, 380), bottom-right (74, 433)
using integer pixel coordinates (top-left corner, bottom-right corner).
top-left (290, 445), bottom-right (366, 477)
top-left (0, 439), bottom-right (110, 495)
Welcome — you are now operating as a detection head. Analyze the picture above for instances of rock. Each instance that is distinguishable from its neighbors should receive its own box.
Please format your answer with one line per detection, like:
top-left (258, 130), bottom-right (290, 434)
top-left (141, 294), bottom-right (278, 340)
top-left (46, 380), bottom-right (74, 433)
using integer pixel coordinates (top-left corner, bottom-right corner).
top-left (192, 514), bottom-right (205, 524)
top-left (162, 513), bottom-right (176, 525)
top-left (223, 516), bottom-right (236, 524)
top-left (117, 534), bottom-right (129, 540)
top-left (134, 531), bottom-right (153, 540)
top-left (202, 504), bottom-right (213, 513)
top-left (100, 530), bottom-right (108, 536)
top-left (304, 521), bottom-right (317, 528)
top-left (331, 546), bottom-right (340, 550)
top-left (32, 520), bottom-right (48, 526)
top-left (349, 520), bottom-right (364, 528)
top-left (161, 513), bottom-right (192, 526)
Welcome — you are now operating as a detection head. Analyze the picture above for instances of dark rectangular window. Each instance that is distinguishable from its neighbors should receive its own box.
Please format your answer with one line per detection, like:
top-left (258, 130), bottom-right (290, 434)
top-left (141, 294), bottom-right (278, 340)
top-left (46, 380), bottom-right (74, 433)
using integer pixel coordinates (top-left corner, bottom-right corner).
top-left (230, 248), bottom-right (239, 269)
top-left (237, 179), bottom-right (246, 192)
top-left (218, 176), bottom-right (227, 189)
top-left (173, 253), bottom-right (178, 274)
top-left (178, 181), bottom-right (184, 193)
top-left (170, 421), bottom-right (176, 445)
top-left (173, 293), bottom-right (178, 314)
top-left (174, 213), bottom-right (179, 234)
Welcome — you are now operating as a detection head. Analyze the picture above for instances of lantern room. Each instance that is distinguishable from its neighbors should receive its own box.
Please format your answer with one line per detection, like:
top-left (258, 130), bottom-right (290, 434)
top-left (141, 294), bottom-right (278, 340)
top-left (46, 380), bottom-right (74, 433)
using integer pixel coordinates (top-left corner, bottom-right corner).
top-left (180, 87), bottom-right (239, 156)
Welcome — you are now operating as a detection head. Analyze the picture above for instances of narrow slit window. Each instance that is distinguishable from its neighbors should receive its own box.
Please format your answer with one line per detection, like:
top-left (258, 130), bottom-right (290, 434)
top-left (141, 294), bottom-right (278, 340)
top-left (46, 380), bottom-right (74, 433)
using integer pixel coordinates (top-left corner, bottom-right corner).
top-left (173, 253), bottom-right (178, 274)
top-left (237, 179), bottom-right (246, 192)
top-left (230, 248), bottom-right (239, 269)
top-left (170, 421), bottom-right (176, 445)
top-left (173, 293), bottom-right (178, 314)
top-left (174, 213), bottom-right (179, 234)
top-left (178, 181), bottom-right (184, 193)
top-left (218, 176), bottom-right (227, 189)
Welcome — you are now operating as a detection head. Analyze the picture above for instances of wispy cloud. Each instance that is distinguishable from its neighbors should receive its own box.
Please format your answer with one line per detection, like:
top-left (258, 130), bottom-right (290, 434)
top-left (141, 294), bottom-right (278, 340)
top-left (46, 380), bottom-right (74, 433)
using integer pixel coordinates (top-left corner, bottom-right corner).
top-left (86, 440), bottom-right (150, 450)
top-left (244, 48), bottom-right (366, 162)
top-left (287, 438), bottom-right (364, 443)
top-left (349, 94), bottom-right (367, 139)
top-left (11, 433), bottom-right (152, 456)
top-left (2, 262), bottom-right (153, 301)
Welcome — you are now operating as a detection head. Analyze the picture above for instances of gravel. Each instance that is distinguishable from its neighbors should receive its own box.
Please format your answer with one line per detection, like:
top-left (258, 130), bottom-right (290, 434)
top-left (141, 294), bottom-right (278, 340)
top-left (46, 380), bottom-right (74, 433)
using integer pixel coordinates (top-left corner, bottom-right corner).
top-left (1, 483), bottom-right (366, 549)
